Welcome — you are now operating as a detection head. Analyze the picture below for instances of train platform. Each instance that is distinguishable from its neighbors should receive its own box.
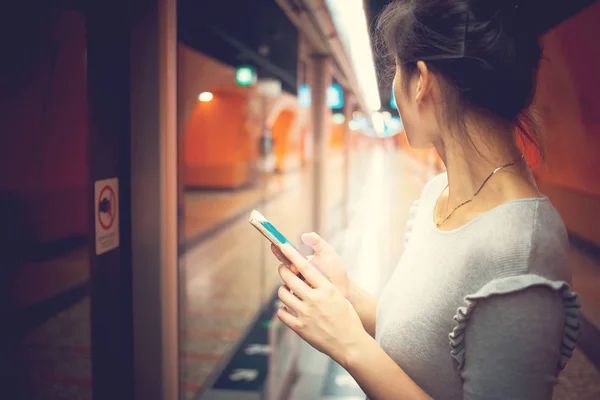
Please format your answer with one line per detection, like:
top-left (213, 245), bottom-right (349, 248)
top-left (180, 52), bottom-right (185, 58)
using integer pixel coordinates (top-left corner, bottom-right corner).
top-left (184, 146), bottom-right (600, 400)
top-left (5, 146), bottom-right (600, 400)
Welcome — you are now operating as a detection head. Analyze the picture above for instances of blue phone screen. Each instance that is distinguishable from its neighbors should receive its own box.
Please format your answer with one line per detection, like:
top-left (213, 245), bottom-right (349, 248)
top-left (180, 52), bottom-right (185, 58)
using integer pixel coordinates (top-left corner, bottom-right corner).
top-left (261, 221), bottom-right (290, 245)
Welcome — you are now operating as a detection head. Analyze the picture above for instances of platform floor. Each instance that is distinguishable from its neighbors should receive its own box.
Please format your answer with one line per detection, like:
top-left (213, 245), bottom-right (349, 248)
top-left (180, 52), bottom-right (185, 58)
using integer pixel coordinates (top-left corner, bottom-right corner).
top-left (181, 153), bottom-right (359, 399)
top-left (4, 145), bottom-right (600, 400)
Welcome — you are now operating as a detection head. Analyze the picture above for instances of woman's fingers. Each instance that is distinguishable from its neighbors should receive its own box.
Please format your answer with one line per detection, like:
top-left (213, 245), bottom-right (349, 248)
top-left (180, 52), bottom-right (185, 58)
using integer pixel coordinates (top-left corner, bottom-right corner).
top-left (271, 244), bottom-right (303, 275)
top-left (277, 306), bottom-right (303, 332)
top-left (278, 265), bottom-right (310, 299)
top-left (280, 244), bottom-right (327, 288)
top-left (271, 244), bottom-right (290, 265)
top-left (301, 232), bottom-right (330, 254)
top-left (277, 285), bottom-right (305, 314)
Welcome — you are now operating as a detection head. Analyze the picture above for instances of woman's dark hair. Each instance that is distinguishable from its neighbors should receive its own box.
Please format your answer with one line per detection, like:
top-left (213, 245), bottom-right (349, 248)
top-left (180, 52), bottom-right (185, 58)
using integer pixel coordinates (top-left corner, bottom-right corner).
top-left (376, 0), bottom-right (543, 157)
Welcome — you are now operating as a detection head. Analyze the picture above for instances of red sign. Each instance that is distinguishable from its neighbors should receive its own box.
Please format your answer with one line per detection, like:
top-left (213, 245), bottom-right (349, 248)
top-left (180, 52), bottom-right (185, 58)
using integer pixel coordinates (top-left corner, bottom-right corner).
top-left (98, 185), bottom-right (116, 230)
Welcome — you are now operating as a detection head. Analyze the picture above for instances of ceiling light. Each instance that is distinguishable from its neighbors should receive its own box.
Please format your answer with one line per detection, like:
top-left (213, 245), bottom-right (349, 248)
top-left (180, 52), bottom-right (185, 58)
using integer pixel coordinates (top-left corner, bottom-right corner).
top-left (198, 92), bottom-right (213, 102)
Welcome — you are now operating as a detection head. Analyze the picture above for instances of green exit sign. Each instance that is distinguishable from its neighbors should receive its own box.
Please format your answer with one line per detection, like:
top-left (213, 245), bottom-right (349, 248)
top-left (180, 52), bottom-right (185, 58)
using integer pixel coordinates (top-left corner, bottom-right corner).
top-left (236, 65), bottom-right (257, 86)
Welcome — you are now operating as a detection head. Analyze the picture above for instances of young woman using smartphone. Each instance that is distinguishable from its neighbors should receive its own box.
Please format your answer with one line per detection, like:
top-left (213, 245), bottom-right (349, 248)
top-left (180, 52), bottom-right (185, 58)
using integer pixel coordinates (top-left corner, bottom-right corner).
top-left (273, 0), bottom-right (579, 399)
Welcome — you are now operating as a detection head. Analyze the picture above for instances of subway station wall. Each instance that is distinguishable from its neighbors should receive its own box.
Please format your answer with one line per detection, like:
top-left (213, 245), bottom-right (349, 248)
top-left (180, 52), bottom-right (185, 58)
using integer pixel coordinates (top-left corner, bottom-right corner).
top-left (178, 45), bottom-right (310, 189)
top-left (3, 4), bottom-right (600, 245)
top-left (0, 10), bottom-right (88, 251)
top-left (183, 86), bottom-right (258, 188)
top-left (535, 1), bottom-right (600, 245)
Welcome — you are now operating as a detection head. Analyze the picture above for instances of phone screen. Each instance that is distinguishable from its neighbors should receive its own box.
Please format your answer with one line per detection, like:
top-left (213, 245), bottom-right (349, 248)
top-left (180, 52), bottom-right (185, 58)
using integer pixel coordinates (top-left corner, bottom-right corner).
top-left (249, 210), bottom-right (305, 280)
top-left (259, 220), bottom-right (291, 246)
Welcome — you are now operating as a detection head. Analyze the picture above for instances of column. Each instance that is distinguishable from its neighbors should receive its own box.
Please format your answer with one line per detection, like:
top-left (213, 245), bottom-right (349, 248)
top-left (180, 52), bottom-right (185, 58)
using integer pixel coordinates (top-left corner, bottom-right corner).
top-left (86, 0), bottom-right (179, 400)
top-left (87, 0), bottom-right (178, 398)
top-left (310, 55), bottom-right (332, 237)
top-left (343, 94), bottom-right (355, 229)
top-left (129, 0), bottom-right (179, 399)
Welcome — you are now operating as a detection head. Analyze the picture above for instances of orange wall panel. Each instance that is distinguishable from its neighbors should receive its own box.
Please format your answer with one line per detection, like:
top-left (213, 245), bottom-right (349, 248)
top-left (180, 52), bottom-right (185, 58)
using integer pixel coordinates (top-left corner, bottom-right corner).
top-left (535, 1), bottom-right (600, 195)
top-left (178, 45), bottom-right (238, 135)
top-left (330, 123), bottom-right (345, 149)
top-left (184, 92), bottom-right (247, 165)
top-left (271, 109), bottom-right (296, 171)
top-left (527, 2), bottom-right (600, 244)
top-left (183, 89), bottom-right (255, 188)
top-left (179, 46), bottom-right (306, 183)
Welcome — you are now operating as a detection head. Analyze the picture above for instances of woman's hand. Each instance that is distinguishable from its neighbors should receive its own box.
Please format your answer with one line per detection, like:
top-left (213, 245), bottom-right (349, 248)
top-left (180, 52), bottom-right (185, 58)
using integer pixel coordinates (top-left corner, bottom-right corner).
top-left (302, 233), bottom-right (350, 298)
top-left (275, 246), bottom-right (430, 400)
top-left (272, 232), bottom-right (350, 298)
top-left (271, 234), bottom-right (378, 338)
top-left (276, 243), bottom-right (369, 366)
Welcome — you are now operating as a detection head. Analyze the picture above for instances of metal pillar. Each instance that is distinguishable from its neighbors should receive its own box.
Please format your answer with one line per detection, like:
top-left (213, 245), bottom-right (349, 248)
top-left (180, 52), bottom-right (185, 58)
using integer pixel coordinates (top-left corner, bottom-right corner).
top-left (130, 0), bottom-right (179, 398)
top-left (342, 94), bottom-right (354, 229)
top-left (310, 55), bottom-right (332, 237)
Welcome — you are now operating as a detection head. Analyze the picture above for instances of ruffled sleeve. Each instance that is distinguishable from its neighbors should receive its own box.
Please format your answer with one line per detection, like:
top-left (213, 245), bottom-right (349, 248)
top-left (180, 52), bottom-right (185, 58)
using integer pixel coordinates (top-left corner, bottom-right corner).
top-left (448, 274), bottom-right (580, 374)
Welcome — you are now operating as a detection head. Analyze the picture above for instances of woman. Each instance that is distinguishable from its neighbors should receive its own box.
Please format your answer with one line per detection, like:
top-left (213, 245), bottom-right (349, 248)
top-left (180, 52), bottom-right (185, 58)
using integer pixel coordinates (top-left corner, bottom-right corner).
top-left (273, 0), bottom-right (579, 399)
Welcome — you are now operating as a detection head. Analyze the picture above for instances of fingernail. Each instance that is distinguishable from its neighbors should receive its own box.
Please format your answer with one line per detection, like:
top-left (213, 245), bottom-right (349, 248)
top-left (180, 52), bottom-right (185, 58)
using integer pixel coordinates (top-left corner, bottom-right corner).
top-left (301, 233), bottom-right (318, 245)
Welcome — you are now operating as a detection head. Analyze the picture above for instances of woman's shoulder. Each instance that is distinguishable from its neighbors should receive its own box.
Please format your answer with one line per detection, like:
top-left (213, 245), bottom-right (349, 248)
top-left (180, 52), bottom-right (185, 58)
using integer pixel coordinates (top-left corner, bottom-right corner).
top-left (470, 197), bottom-right (571, 282)
top-left (418, 173), bottom-right (570, 281)
top-left (420, 172), bottom-right (448, 201)
top-left (528, 199), bottom-right (571, 281)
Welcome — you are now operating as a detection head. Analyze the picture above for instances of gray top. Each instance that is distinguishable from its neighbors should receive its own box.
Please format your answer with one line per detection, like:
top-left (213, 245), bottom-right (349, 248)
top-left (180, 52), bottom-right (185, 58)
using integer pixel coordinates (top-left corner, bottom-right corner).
top-left (376, 173), bottom-right (580, 400)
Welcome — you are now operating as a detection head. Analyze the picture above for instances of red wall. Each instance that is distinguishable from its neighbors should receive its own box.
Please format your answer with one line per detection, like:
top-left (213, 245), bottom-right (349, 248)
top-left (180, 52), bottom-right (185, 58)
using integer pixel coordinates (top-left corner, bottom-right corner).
top-left (0, 9), bottom-right (88, 244)
top-left (535, 0), bottom-right (600, 195)
top-left (533, 2), bottom-right (600, 244)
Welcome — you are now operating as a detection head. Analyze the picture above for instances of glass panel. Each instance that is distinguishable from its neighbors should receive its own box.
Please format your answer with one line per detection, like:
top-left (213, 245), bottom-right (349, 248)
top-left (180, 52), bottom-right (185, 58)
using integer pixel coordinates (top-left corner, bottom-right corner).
top-left (177, 86), bottom-right (314, 397)
top-left (0, 4), bottom-right (92, 400)
top-left (176, 1), bottom-right (306, 397)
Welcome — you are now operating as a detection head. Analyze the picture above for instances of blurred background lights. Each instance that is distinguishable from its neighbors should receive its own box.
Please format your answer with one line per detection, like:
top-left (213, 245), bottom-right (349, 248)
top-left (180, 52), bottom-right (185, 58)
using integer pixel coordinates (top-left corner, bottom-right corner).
top-left (235, 65), bottom-right (257, 86)
top-left (198, 92), bottom-right (214, 102)
top-left (349, 120), bottom-right (361, 131)
top-left (326, 0), bottom-right (381, 111)
top-left (332, 113), bottom-right (346, 124)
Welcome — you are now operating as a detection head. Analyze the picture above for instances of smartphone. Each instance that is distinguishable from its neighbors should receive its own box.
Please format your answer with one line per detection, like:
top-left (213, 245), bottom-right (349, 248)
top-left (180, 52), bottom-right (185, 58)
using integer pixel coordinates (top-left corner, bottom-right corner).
top-left (249, 210), bottom-right (292, 247)
top-left (248, 210), bottom-right (305, 279)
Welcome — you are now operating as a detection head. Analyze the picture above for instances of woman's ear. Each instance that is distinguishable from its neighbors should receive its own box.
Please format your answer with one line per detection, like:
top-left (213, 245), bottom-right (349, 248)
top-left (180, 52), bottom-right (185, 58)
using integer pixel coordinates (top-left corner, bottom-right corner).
top-left (415, 61), bottom-right (430, 104)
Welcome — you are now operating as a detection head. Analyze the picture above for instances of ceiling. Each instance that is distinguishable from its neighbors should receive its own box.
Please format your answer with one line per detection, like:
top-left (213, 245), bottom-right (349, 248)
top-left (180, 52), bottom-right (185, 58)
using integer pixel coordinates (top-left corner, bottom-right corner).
top-left (48, 0), bottom-right (600, 111)
top-left (8, 0), bottom-right (598, 117)
top-left (178, 0), bottom-right (299, 94)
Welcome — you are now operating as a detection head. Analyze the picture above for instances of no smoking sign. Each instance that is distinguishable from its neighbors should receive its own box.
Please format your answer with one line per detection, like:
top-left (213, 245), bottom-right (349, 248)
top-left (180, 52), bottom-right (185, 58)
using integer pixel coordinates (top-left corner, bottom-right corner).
top-left (95, 178), bottom-right (120, 255)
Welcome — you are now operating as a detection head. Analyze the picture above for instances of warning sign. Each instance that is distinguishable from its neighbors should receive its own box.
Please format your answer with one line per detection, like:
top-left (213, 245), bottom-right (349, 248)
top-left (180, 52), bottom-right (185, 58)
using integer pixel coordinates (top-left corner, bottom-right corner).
top-left (95, 178), bottom-right (119, 255)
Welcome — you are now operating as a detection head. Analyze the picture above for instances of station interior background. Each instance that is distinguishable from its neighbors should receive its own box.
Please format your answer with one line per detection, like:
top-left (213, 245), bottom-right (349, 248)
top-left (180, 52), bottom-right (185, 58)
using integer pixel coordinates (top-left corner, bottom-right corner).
top-left (2, 0), bottom-right (600, 399)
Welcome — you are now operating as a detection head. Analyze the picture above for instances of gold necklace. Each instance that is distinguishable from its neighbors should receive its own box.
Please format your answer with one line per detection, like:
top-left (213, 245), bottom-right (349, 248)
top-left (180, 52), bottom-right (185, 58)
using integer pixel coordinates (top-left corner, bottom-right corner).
top-left (436, 154), bottom-right (525, 228)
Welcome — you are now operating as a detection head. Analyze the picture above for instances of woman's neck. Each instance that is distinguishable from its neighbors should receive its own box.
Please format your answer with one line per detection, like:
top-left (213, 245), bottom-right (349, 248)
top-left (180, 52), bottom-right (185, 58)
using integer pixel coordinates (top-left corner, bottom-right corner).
top-left (433, 122), bottom-right (524, 206)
